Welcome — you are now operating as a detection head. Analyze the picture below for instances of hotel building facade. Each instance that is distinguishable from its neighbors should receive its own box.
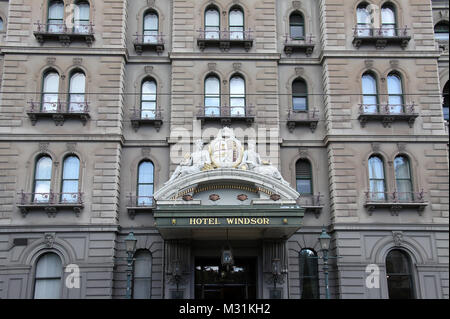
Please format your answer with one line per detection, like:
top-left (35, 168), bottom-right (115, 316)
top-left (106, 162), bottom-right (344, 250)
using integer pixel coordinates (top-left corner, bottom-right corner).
top-left (0, 0), bottom-right (448, 299)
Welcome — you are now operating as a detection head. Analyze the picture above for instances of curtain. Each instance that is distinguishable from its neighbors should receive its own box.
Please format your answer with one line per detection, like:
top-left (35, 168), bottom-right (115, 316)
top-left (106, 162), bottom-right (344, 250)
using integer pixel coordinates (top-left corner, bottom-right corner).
top-left (362, 74), bottom-right (377, 113)
top-left (69, 73), bottom-right (86, 112)
top-left (141, 80), bottom-right (157, 119)
top-left (229, 9), bottom-right (244, 40)
top-left (394, 156), bottom-right (412, 201)
top-left (368, 156), bottom-right (385, 200)
top-left (42, 72), bottom-right (59, 112)
top-left (205, 76), bottom-right (220, 116)
top-left (144, 12), bottom-right (158, 43)
top-left (205, 9), bottom-right (220, 39)
top-left (133, 250), bottom-right (152, 299)
top-left (230, 76), bottom-right (245, 116)
top-left (34, 253), bottom-right (62, 299)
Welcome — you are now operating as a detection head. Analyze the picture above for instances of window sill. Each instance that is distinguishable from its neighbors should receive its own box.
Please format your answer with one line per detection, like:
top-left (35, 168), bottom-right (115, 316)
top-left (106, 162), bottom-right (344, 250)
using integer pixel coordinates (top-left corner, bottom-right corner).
top-left (27, 111), bottom-right (90, 126)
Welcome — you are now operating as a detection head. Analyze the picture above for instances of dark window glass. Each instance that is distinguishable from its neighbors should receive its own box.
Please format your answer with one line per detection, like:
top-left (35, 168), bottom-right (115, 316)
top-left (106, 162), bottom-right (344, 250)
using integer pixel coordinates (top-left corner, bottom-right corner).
top-left (296, 159), bottom-right (312, 194)
top-left (299, 249), bottom-right (319, 299)
top-left (137, 161), bottom-right (154, 206)
top-left (289, 12), bottom-right (304, 39)
top-left (133, 250), bottom-right (152, 299)
top-left (386, 249), bottom-right (415, 299)
top-left (292, 79), bottom-right (308, 111)
top-left (434, 21), bottom-right (449, 40)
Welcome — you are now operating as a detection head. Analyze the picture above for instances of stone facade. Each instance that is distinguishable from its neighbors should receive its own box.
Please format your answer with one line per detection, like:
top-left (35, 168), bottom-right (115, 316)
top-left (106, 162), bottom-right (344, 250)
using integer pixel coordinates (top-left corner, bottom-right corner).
top-left (0, 0), bottom-right (448, 299)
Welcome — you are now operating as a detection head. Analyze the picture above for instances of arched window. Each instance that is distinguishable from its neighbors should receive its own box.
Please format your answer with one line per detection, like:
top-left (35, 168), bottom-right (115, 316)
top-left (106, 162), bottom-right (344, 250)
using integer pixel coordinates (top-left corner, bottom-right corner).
top-left (34, 252), bottom-right (62, 299)
top-left (68, 71), bottom-right (86, 112)
top-left (356, 3), bottom-right (371, 36)
top-left (61, 155), bottom-right (80, 203)
top-left (443, 81), bottom-right (449, 121)
top-left (133, 250), bottom-right (152, 299)
top-left (381, 3), bottom-right (396, 37)
top-left (74, 1), bottom-right (90, 34)
top-left (386, 249), bottom-right (415, 299)
top-left (387, 73), bottom-right (404, 113)
top-left (434, 21), bottom-right (449, 40)
top-left (141, 79), bottom-right (157, 119)
top-left (204, 75), bottom-right (220, 116)
top-left (0, 18), bottom-right (4, 32)
top-left (229, 7), bottom-right (244, 40)
top-left (205, 7), bottom-right (220, 39)
top-left (362, 72), bottom-right (378, 113)
top-left (296, 159), bottom-right (312, 195)
top-left (137, 160), bottom-right (154, 206)
top-left (292, 78), bottom-right (308, 111)
top-left (42, 71), bottom-right (60, 112)
top-left (394, 155), bottom-right (413, 202)
top-left (299, 249), bottom-right (319, 299)
top-left (368, 155), bottom-right (386, 200)
top-left (229, 75), bottom-right (245, 116)
top-left (47, 0), bottom-right (64, 33)
top-left (33, 156), bottom-right (52, 203)
top-left (143, 11), bottom-right (159, 43)
top-left (289, 11), bottom-right (305, 40)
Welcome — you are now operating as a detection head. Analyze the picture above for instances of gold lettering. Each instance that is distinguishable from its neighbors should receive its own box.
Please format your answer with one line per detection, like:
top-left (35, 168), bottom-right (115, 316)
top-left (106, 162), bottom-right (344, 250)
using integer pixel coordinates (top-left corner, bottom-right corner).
top-left (196, 218), bottom-right (202, 225)
top-left (244, 218), bottom-right (250, 224)
top-left (238, 218), bottom-right (244, 224)
top-left (189, 218), bottom-right (194, 225)
top-left (215, 218), bottom-right (220, 225)
top-left (264, 218), bottom-right (270, 225)
top-left (251, 218), bottom-right (257, 225)
top-left (226, 218), bottom-right (234, 224)
top-left (257, 218), bottom-right (263, 225)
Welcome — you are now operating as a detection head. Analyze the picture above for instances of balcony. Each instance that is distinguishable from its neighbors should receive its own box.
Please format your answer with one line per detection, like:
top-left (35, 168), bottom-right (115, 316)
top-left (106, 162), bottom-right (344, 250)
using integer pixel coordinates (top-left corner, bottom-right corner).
top-left (297, 194), bottom-right (324, 218)
top-left (127, 195), bottom-right (155, 219)
top-left (133, 33), bottom-right (165, 55)
top-left (196, 105), bottom-right (255, 127)
top-left (197, 30), bottom-right (253, 52)
top-left (283, 34), bottom-right (315, 57)
top-left (287, 109), bottom-right (319, 133)
top-left (358, 103), bottom-right (418, 128)
top-left (17, 190), bottom-right (84, 217)
top-left (130, 108), bottom-right (163, 132)
top-left (364, 191), bottom-right (428, 216)
top-left (352, 26), bottom-right (411, 49)
top-left (27, 101), bottom-right (90, 126)
top-left (34, 22), bottom-right (95, 46)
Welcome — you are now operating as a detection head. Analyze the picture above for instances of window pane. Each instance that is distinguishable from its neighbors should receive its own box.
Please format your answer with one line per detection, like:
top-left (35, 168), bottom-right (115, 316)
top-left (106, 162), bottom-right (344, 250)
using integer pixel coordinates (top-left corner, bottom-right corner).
top-left (134, 250), bottom-right (152, 277)
top-left (205, 77), bottom-right (219, 95)
top-left (357, 6), bottom-right (370, 24)
top-left (70, 73), bottom-right (86, 94)
top-left (229, 9), bottom-right (243, 26)
top-left (144, 13), bottom-right (158, 30)
top-left (61, 181), bottom-right (79, 202)
top-left (291, 25), bottom-right (304, 39)
top-left (63, 156), bottom-right (80, 179)
top-left (138, 162), bottom-right (154, 184)
top-left (138, 184), bottom-right (154, 197)
top-left (386, 250), bottom-right (414, 299)
top-left (36, 157), bottom-right (52, 180)
top-left (230, 76), bottom-right (245, 95)
top-left (394, 156), bottom-right (410, 179)
top-left (36, 253), bottom-right (62, 278)
top-left (299, 249), bottom-right (319, 299)
top-left (381, 4), bottom-right (396, 36)
top-left (48, 2), bottom-right (64, 20)
top-left (44, 72), bottom-right (59, 94)
top-left (205, 106), bottom-right (220, 116)
top-left (0, 18), bottom-right (3, 31)
top-left (297, 179), bottom-right (312, 194)
top-left (362, 74), bottom-right (377, 95)
top-left (205, 9), bottom-right (219, 26)
top-left (34, 181), bottom-right (51, 202)
top-left (388, 75), bottom-right (402, 95)
top-left (434, 22), bottom-right (449, 40)
top-left (368, 157), bottom-right (384, 179)
top-left (293, 97), bottom-right (307, 111)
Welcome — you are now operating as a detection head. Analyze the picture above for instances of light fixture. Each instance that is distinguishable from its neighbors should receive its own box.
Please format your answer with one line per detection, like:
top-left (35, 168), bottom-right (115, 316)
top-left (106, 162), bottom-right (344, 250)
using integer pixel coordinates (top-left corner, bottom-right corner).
top-left (125, 232), bottom-right (137, 254)
top-left (319, 226), bottom-right (331, 252)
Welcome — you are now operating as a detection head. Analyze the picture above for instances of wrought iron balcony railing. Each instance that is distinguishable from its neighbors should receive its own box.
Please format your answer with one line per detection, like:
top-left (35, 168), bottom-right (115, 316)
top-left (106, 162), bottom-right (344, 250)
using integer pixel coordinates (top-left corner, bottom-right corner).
top-left (130, 108), bottom-right (163, 132)
top-left (196, 105), bottom-right (255, 126)
top-left (352, 26), bottom-right (411, 49)
top-left (287, 108), bottom-right (319, 133)
top-left (17, 190), bottom-right (84, 217)
top-left (34, 22), bottom-right (95, 46)
top-left (297, 193), bottom-right (324, 218)
top-left (126, 194), bottom-right (156, 219)
top-left (283, 34), bottom-right (315, 56)
top-left (364, 190), bottom-right (428, 215)
top-left (27, 101), bottom-right (90, 126)
top-left (358, 103), bottom-right (418, 127)
top-left (197, 29), bottom-right (253, 51)
top-left (133, 33), bottom-right (165, 55)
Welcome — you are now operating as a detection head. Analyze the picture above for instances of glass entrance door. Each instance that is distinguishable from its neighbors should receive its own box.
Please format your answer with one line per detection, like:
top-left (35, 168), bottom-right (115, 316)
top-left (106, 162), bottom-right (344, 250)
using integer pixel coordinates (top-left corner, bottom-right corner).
top-left (195, 257), bottom-right (257, 299)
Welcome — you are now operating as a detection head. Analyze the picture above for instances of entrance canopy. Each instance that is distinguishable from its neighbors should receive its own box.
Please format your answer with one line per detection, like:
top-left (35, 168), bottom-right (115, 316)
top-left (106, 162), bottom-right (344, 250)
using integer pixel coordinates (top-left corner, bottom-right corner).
top-left (153, 128), bottom-right (304, 240)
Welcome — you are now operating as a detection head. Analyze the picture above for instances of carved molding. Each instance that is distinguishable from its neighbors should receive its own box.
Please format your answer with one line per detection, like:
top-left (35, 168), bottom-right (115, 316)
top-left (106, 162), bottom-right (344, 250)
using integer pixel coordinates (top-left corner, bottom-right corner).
top-left (298, 147), bottom-right (308, 158)
top-left (46, 57), bottom-right (56, 66)
top-left (397, 143), bottom-right (406, 152)
top-left (292, 1), bottom-right (301, 9)
top-left (392, 231), bottom-right (403, 246)
top-left (371, 143), bottom-right (380, 153)
top-left (145, 66), bottom-right (153, 74)
top-left (66, 142), bottom-right (77, 152)
top-left (208, 63), bottom-right (216, 71)
top-left (365, 60), bottom-right (374, 68)
top-left (233, 63), bottom-right (241, 71)
top-left (39, 142), bottom-right (49, 153)
top-left (142, 147), bottom-right (151, 157)
top-left (73, 57), bottom-right (82, 66)
top-left (44, 233), bottom-right (56, 248)
top-left (295, 67), bottom-right (304, 76)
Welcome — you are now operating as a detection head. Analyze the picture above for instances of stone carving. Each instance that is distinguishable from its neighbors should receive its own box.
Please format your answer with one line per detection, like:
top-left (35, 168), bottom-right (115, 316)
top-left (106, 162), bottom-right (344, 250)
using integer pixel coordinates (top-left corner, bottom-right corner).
top-left (66, 142), bottom-right (77, 152)
top-left (73, 57), bottom-right (82, 66)
top-left (241, 140), bottom-right (289, 185)
top-left (166, 139), bottom-right (211, 183)
top-left (44, 233), bottom-right (56, 248)
top-left (39, 142), bottom-right (49, 152)
top-left (166, 128), bottom-right (289, 185)
top-left (392, 231), bottom-right (403, 246)
top-left (144, 66), bottom-right (153, 74)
